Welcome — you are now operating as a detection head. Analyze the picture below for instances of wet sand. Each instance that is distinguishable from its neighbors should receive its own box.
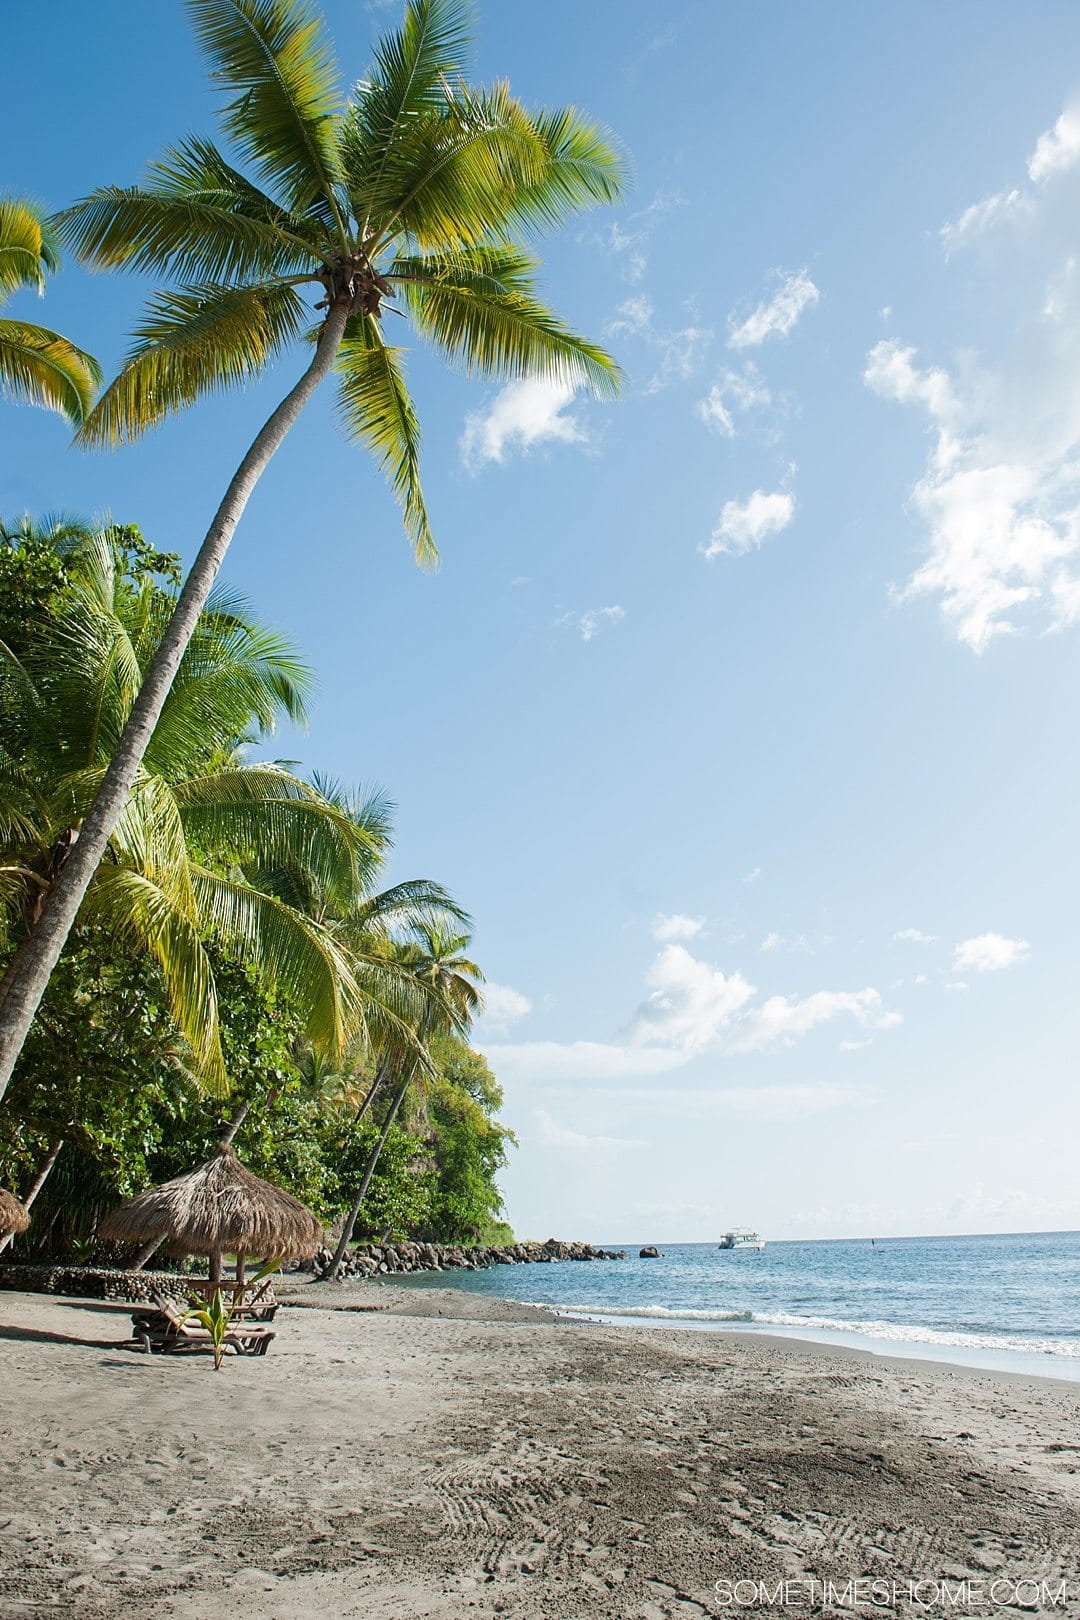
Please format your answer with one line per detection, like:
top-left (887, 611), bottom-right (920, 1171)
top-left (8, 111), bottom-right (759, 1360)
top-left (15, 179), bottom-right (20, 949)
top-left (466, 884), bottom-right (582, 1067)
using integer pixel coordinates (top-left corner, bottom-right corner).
top-left (1, 1283), bottom-right (1078, 1617)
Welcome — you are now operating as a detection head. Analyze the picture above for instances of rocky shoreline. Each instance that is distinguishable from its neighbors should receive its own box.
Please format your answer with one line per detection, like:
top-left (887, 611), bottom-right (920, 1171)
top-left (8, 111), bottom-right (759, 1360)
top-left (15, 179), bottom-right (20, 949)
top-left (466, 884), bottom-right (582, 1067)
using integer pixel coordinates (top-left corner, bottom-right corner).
top-left (0, 1238), bottom-right (627, 1303)
top-left (310, 1236), bottom-right (627, 1280)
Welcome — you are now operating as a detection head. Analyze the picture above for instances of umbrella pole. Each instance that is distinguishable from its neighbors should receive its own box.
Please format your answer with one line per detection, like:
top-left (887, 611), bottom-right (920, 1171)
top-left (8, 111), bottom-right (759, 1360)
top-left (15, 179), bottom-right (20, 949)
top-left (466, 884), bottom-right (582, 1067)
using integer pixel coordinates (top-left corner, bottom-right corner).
top-left (236, 1252), bottom-right (246, 1289)
top-left (209, 1247), bottom-right (222, 1287)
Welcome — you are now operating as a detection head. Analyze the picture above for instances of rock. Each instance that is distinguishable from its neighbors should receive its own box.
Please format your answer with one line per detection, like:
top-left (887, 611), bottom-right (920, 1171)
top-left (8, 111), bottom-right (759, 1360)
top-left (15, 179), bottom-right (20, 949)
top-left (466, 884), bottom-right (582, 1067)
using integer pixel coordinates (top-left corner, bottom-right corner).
top-left (639, 1246), bottom-right (663, 1259)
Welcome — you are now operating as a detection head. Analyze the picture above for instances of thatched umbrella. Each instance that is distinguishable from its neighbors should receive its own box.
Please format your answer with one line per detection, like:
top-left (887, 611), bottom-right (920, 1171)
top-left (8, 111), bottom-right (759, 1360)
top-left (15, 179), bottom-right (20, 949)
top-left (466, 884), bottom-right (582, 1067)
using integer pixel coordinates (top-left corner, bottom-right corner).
top-left (98, 1144), bottom-right (323, 1285)
top-left (0, 1188), bottom-right (29, 1237)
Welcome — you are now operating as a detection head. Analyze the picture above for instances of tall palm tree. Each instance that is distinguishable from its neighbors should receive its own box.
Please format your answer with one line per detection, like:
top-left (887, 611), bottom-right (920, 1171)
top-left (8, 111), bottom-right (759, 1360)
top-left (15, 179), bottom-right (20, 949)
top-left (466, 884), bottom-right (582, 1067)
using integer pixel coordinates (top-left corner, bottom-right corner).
top-left (0, 0), bottom-right (625, 1102)
top-left (0, 519), bottom-right (383, 1093)
top-left (326, 919), bottom-right (482, 1275)
top-left (0, 198), bottom-right (100, 426)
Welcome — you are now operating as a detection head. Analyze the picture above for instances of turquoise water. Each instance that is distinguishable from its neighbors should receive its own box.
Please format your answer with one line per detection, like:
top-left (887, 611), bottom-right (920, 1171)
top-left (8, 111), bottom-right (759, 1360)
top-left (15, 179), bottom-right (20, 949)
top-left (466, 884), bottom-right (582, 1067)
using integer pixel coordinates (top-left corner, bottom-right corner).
top-left (390, 1231), bottom-right (1080, 1379)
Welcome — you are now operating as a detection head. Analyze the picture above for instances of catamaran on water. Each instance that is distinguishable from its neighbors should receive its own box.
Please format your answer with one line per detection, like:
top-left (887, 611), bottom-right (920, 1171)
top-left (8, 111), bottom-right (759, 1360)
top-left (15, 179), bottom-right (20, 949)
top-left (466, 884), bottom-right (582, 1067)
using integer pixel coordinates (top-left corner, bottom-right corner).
top-left (718, 1229), bottom-right (766, 1251)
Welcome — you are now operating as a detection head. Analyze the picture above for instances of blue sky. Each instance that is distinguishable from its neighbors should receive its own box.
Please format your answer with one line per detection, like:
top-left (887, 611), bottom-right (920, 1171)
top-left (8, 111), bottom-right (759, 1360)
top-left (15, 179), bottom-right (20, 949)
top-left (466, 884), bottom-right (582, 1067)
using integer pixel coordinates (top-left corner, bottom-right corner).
top-left (7, 1), bottom-right (1080, 1241)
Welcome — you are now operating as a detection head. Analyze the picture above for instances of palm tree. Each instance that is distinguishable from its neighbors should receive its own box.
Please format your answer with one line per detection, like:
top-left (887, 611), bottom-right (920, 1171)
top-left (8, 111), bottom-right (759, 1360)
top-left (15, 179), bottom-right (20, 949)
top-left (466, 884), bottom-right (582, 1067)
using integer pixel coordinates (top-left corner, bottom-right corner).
top-left (0, 518), bottom-right (382, 1093)
top-left (0, 198), bottom-right (100, 426)
top-left (326, 920), bottom-right (482, 1276)
top-left (0, 0), bottom-right (625, 1102)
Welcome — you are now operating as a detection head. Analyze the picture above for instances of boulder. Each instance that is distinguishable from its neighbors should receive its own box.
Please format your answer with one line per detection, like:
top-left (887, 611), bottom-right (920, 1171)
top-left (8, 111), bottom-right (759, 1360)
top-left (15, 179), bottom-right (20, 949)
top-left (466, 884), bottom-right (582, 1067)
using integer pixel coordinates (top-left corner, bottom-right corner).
top-left (639, 1246), bottom-right (663, 1259)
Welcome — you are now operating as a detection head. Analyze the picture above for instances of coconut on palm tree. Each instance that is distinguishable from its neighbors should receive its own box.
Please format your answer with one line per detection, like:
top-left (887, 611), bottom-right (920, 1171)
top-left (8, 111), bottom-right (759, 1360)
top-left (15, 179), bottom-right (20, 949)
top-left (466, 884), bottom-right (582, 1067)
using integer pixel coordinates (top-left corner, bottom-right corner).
top-left (0, 198), bottom-right (100, 426)
top-left (0, 0), bottom-right (625, 1101)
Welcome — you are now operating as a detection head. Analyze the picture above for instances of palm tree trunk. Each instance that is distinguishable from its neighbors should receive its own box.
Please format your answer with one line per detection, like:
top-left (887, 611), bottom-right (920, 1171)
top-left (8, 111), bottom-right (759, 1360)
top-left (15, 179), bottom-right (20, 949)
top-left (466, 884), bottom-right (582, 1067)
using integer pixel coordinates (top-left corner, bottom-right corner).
top-left (133, 1236), bottom-right (165, 1271)
top-left (0, 300), bottom-right (353, 1104)
top-left (0, 1136), bottom-right (63, 1257)
top-left (326, 1065), bottom-right (413, 1281)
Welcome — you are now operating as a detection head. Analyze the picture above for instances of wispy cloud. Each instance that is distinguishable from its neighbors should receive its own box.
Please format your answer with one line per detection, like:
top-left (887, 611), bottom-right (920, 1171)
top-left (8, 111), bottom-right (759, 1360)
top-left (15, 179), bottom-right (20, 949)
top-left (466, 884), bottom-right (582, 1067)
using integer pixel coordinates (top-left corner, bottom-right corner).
top-left (650, 912), bottom-right (706, 943)
top-left (556, 605), bottom-right (625, 642)
top-left (728, 270), bottom-right (820, 350)
top-left (733, 988), bottom-right (901, 1053)
top-left (607, 296), bottom-right (713, 391)
top-left (696, 364), bottom-right (772, 436)
top-left (533, 1108), bottom-right (646, 1150)
top-left (702, 489), bottom-right (795, 559)
top-left (479, 982), bottom-right (533, 1034)
top-left (864, 334), bottom-right (1080, 649)
top-left (894, 927), bottom-right (937, 944)
top-left (952, 933), bottom-right (1030, 972)
top-left (483, 945), bottom-right (900, 1088)
top-left (461, 378), bottom-right (586, 471)
top-left (940, 102), bottom-right (1080, 253)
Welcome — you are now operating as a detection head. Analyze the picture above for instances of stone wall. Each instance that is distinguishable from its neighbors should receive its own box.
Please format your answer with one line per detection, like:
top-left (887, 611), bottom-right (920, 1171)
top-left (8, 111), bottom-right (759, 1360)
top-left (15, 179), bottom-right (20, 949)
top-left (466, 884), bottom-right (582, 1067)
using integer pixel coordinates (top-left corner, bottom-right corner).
top-left (0, 1264), bottom-right (211, 1303)
top-left (312, 1237), bottom-right (626, 1280)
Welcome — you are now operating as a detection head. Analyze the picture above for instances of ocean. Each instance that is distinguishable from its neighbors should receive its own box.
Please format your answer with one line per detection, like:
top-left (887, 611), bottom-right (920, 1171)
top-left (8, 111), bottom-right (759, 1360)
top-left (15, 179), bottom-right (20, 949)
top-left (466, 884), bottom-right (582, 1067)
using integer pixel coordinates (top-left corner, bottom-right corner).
top-left (389, 1230), bottom-right (1080, 1379)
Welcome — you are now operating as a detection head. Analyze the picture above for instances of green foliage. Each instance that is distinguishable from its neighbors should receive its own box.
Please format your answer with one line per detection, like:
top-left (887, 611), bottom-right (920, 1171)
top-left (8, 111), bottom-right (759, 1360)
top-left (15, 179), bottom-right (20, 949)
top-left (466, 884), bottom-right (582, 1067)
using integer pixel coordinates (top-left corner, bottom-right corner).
top-left (417, 1037), bottom-right (514, 1242)
top-left (334, 1115), bottom-right (435, 1241)
top-left (0, 517), bottom-right (380, 1089)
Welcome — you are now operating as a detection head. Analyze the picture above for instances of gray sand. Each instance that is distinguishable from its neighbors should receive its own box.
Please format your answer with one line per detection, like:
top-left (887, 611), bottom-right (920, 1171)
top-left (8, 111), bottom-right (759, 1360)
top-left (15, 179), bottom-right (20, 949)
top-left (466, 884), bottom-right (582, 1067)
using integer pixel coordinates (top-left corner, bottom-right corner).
top-left (1, 1285), bottom-right (1078, 1617)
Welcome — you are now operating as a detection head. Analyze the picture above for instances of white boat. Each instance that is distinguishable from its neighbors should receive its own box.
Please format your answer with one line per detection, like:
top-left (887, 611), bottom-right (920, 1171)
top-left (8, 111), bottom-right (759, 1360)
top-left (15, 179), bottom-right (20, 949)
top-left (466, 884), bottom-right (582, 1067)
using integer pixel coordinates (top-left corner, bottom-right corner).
top-left (718, 1229), bottom-right (765, 1251)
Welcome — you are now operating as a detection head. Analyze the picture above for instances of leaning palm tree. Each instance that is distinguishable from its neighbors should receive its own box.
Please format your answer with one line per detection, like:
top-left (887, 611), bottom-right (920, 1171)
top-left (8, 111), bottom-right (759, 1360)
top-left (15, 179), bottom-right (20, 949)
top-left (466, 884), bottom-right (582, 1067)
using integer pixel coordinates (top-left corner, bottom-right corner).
top-left (0, 0), bottom-right (625, 1101)
top-left (0, 519), bottom-right (385, 1093)
top-left (326, 920), bottom-right (482, 1277)
top-left (0, 198), bottom-right (100, 426)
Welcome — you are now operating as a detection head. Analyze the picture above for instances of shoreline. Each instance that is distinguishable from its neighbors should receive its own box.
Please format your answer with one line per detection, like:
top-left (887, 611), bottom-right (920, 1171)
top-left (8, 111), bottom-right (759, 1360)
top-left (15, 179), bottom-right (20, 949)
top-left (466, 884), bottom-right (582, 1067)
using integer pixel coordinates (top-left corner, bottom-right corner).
top-left (3, 1283), bottom-right (1079, 1617)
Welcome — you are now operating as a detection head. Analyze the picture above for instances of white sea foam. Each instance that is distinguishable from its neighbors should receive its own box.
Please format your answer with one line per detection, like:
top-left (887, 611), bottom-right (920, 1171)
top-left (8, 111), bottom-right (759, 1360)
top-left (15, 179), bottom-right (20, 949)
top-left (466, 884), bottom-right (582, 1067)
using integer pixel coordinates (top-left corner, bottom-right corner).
top-left (544, 1302), bottom-right (1080, 1359)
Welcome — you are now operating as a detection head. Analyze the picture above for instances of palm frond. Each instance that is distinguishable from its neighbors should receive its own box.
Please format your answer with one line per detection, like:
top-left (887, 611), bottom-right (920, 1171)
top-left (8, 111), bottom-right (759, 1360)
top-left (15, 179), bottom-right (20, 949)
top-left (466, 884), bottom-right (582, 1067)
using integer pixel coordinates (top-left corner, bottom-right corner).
top-left (336, 314), bottom-right (435, 565)
top-left (0, 198), bottom-right (60, 297)
top-left (343, 0), bottom-right (472, 224)
top-left (190, 865), bottom-right (360, 1059)
top-left (187, 0), bottom-right (345, 230)
top-left (76, 280), bottom-right (307, 446)
top-left (0, 319), bottom-right (101, 426)
top-left (395, 253), bottom-right (622, 397)
top-left (506, 107), bottom-right (629, 235)
top-left (175, 766), bottom-right (375, 897)
top-left (82, 865), bottom-right (228, 1096)
top-left (56, 137), bottom-right (324, 284)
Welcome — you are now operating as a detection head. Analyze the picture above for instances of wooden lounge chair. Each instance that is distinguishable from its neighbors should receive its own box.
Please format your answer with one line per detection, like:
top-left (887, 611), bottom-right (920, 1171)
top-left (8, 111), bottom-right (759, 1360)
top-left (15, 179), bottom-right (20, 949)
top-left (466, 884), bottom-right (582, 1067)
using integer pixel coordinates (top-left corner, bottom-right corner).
top-left (130, 1294), bottom-right (277, 1357)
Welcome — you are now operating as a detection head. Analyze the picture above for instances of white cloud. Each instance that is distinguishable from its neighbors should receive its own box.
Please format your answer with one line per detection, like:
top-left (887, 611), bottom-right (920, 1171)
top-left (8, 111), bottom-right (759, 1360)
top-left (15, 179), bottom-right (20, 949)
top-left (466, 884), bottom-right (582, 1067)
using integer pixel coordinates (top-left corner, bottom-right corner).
top-left (940, 188), bottom-right (1027, 255)
top-left (479, 982), bottom-right (532, 1033)
top-left (696, 364), bottom-right (771, 436)
top-left (650, 912), bottom-right (705, 943)
top-left (839, 1039), bottom-right (872, 1053)
top-left (608, 296), bottom-right (713, 391)
top-left (533, 1108), bottom-right (645, 1150)
top-left (863, 339), bottom-right (959, 422)
top-left (733, 988), bottom-right (901, 1053)
top-left (742, 867), bottom-right (763, 884)
top-left (864, 337), bottom-right (1080, 650)
top-left (484, 945), bottom-right (900, 1090)
top-left (629, 944), bottom-right (756, 1054)
top-left (460, 378), bottom-right (586, 471)
top-left (1028, 105), bottom-right (1080, 183)
top-left (556, 604), bottom-right (625, 642)
top-left (480, 1040), bottom-right (686, 1086)
top-left (952, 933), bottom-right (1030, 973)
top-left (728, 270), bottom-right (820, 350)
top-left (894, 927), bottom-right (938, 944)
top-left (940, 104), bottom-right (1080, 258)
top-left (702, 490), bottom-right (795, 559)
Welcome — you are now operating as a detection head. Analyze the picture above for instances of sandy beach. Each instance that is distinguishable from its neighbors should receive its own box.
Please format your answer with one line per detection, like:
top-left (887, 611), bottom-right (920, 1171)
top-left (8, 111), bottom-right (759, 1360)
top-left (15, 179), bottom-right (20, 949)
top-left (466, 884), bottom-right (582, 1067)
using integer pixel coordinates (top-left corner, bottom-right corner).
top-left (1, 1282), bottom-right (1079, 1618)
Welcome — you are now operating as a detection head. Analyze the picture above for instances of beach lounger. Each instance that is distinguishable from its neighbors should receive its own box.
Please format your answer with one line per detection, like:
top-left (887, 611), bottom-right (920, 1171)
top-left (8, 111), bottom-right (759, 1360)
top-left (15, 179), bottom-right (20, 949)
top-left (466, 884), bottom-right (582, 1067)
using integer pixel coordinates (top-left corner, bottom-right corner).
top-left (130, 1294), bottom-right (277, 1356)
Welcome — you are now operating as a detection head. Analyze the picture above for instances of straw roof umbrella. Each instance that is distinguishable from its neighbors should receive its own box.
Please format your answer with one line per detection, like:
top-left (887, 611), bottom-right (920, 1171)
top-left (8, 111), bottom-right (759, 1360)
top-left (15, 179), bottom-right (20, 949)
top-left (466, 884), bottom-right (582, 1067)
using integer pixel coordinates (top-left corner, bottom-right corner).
top-left (0, 1188), bottom-right (29, 1236)
top-left (99, 1144), bottom-right (322, 1285)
